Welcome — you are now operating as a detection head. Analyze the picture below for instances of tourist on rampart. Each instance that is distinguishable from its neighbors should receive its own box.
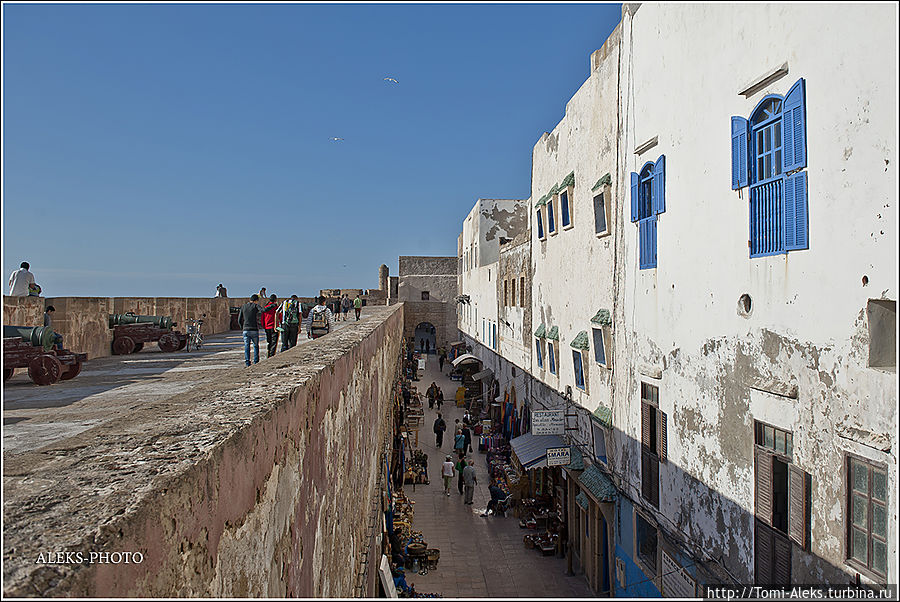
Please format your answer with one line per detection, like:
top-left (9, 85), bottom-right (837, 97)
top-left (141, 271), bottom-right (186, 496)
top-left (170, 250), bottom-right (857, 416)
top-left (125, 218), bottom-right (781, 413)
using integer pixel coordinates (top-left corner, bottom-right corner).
top-left (279, 295), bottom-right (301, 350)
top-left (307, 296), bottom-right (334, 339)
top-left (8, 262), bottom-right (35, 297)
top-left (238, 294), bottom-right (262, 366)
top-left (353, 294), bottom-right (362, 320)
top-left (262, 294), bottom-right (280, 358)
top-left (341, 294), bottom-right (351, 321)
top-left (215, 284), bottom-right (227, 298)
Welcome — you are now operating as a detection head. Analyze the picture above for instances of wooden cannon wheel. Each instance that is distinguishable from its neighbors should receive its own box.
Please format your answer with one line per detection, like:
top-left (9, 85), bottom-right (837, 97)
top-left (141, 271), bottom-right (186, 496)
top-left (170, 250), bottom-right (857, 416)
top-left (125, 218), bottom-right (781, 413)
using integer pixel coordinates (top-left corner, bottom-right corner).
top-left (28, 354), bottom-right (62, 386)
top-left (113, 336), bottom-right (136, 355)
top-left (4, 367), bottom-right (14, 382)
top-left (177, 338), bottom-right (187, 350)
top-left (59, 361), bottom-right (83, 381)
top-left (132, 342), bottom-right (144, 353)
top-left (158, 333), bottom-right (180, 353)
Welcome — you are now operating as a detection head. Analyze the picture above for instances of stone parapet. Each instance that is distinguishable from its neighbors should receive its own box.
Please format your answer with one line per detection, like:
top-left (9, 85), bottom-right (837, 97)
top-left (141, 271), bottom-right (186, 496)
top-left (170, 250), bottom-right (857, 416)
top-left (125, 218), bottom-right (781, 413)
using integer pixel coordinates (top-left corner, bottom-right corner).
top-left (2, 304), bottom-right (403, 597)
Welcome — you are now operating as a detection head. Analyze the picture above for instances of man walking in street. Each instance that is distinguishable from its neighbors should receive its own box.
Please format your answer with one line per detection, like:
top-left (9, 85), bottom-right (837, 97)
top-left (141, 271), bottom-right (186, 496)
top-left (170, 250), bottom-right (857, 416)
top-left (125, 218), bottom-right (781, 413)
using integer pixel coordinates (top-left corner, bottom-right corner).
top-left (463, 460), bottom-right (477, 505)
top-left (433, 413), bottom-right (446, 448)
top-left (353, 294), bottom-right (362, 320)
top-left (8, 262), bottom-right (35, 296)
top-left (441, 455), bottom-right (455, 497)
top-left (462, 422), bottom-right (473, 454)
top-left (341, 294), bottom-right (351, 321)
top-left (279, 295), bottom-right (301, 351)
top-left (307, 296), bottom-right (334, 339)
top-left (238, 294), bottom-right (262, 367)
top-left (456, 454), bottom-right (467, 495)
top-left (262, 294), bottom-right (280, 358)
top-left (438, 348), bottom-right (447, 373)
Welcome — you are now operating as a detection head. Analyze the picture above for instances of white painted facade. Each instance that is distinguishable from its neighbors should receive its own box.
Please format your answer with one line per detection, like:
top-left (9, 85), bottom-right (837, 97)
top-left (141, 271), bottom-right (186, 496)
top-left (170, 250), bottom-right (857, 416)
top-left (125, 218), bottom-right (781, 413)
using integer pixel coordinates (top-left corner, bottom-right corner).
top-left (457, 2), bottom-right (898, 592)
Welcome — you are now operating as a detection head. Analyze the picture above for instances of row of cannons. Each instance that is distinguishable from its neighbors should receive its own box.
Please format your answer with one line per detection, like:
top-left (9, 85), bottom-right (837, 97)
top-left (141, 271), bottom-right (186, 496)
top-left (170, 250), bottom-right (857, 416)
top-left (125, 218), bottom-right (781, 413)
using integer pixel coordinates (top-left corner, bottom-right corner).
top-left (3, 313), bottom-right (189, 386)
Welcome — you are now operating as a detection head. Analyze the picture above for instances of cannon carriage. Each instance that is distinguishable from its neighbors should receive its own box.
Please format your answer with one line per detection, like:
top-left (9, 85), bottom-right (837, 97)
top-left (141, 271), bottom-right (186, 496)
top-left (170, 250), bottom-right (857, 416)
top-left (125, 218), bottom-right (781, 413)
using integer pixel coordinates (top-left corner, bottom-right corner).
top-left (108, 313), bottom-right (187, 355)
top-left (3, 325), bottom-right (87, 386)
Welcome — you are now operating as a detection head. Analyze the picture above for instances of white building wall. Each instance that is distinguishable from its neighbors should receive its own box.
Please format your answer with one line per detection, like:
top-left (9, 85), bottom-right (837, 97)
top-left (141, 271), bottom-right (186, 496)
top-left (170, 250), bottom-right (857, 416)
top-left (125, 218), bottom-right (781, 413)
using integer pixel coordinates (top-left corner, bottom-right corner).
top-left (616, 2), bottom-right (897, 585)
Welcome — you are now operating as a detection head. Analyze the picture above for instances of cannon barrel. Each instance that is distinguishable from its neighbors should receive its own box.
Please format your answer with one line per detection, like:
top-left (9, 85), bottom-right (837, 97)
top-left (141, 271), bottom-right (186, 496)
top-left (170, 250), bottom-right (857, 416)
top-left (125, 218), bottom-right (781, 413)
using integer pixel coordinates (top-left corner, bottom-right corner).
top-left (108, 313), bottom-right (175, 330)
top-left (4, 325), bottom-right (56, 351)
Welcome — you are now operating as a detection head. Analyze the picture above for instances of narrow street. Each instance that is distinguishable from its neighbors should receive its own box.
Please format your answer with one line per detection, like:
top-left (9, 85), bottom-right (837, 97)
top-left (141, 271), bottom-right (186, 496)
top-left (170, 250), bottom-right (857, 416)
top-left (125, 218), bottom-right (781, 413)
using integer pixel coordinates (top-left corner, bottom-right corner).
top-left (402, 357), bottom-right (594, 598)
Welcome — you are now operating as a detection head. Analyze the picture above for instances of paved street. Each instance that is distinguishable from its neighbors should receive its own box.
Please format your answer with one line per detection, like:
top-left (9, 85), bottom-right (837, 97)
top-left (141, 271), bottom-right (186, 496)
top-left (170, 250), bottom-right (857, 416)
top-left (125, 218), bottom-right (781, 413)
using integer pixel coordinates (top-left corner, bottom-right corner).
top-left (402, 357), bottom-right (593, 598)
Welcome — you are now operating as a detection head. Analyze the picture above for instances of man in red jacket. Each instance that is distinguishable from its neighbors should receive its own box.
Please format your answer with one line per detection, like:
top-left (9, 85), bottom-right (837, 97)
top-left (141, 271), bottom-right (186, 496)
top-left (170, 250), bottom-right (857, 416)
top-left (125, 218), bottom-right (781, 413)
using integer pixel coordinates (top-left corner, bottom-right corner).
top-left (262, 294), bottom-right (280, 358)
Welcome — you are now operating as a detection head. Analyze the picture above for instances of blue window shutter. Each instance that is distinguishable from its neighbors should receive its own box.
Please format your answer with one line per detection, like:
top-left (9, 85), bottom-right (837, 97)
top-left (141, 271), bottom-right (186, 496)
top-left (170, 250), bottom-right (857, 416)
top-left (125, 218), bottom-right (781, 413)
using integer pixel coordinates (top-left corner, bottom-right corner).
top-left (732, 116), bottom-right (749, 189)
top-left (782, 78), bottom-right (807, 172)
top-left (537, 210), bottom-right (544, 238)
top-left (630, 172), bottom-right (639, 222)
top-left (783, 171), bottom-right (809, 251)
top-left (654, 155), bottom-right (666, 214)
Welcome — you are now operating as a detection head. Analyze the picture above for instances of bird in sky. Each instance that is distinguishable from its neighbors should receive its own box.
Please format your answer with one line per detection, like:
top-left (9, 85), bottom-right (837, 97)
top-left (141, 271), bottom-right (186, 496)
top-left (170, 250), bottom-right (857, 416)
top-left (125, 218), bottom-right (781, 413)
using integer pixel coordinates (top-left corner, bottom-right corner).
top-left (383, 77), bottom-right (399, 84)
top-left (330, 137), bottom-right (344, 142)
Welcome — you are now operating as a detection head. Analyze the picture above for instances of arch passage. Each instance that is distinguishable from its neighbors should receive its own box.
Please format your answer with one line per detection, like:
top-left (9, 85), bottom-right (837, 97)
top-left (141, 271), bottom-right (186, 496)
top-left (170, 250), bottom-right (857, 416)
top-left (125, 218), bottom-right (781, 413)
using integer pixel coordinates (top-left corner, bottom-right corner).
top-left (414, 322), bottom-right (437, 354)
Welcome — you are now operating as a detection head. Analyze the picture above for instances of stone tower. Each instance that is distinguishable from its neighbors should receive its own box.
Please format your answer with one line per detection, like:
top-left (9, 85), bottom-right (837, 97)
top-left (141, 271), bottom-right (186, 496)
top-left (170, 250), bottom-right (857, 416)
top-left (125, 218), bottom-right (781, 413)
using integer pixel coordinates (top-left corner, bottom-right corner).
top-left (379, 264), bottom-right (389, 292)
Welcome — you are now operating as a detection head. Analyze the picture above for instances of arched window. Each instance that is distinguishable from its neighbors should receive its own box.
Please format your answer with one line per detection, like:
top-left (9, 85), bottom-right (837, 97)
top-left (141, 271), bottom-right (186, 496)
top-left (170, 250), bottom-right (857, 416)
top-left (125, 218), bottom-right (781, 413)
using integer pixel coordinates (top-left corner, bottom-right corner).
top-left (750, 95), bottom-right (784, 184)
top-left (630, 155), bottom-right (666, 270)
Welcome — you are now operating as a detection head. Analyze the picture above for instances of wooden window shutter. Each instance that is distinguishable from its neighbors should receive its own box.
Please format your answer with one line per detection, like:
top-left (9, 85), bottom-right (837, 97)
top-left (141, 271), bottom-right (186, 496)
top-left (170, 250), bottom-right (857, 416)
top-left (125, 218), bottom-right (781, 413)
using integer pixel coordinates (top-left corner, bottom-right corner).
top-left (650, 455), bottom-right (660, 508)
top-left (732, 116), bottom-right (749, 189)
top-left (754, 521), bottom-right (774, 584)
top-left (658, 411), bottom-right (667, 462)
top-left (782, 78), bottom-right (807, 173)
top-left (630, 172), bottom-right (640, 222)
top-left (788, 465), bottom-right (810, 550)
top-left (755, 449), bottom-right (774, 526)
top-left (641, 401), bottom-right (651, 448)
top-left (783, 171), bottom-right (809, 251)
top-left (773, 533), bottom-right (792, 584)
top-left (653, 155), bottom-right (666, 214)
top-left (641, 449), bottom-right (652, 502)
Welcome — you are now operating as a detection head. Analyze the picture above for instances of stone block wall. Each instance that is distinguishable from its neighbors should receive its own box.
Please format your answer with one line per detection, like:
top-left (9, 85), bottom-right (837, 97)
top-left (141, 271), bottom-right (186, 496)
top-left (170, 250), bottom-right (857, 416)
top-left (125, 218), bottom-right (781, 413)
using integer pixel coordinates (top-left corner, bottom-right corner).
top-left (3, 304), bottom-right (404, 597)
top-left (2, 296), bottom-right (45, 330)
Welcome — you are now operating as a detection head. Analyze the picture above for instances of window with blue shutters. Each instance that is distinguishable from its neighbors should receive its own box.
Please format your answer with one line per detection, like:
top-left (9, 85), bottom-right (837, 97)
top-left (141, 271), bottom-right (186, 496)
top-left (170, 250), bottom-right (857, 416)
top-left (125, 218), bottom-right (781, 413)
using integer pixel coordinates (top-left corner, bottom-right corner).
top-left (536, 338), bottom-right (544, 368)
top-left (537, 208), bottom-right (545, 239)
top-left (548, 342), bottom-right (556, 375)
top-left (733, 78), bottom-right (808, 258)
top-left (592, 327), bottom-right (606, 366)
top-left (548, 198), bottom-right (556, 234)
top-left (631, 155), bottom-right (665, 269)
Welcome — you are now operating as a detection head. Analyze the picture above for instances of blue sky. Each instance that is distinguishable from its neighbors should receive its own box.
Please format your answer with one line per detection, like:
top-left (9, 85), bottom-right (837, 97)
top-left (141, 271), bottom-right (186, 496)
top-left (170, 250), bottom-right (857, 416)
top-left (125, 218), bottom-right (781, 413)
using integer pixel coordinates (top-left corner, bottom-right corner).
top-left (3, 2), bottom-right (622, 298)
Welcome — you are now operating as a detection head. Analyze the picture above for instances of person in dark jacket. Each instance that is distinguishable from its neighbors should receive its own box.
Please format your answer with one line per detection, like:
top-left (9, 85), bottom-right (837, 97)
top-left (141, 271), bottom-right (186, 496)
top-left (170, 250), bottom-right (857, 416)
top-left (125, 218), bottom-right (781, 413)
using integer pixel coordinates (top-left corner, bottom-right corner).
top-left (461, 423), bottom-right (473, 454)
top-left (433, 413), bottom-right (446, 448)
top-left (238, 295), bottom-right (262, 367)
top-left (261, 294), bottom-right (280, 358)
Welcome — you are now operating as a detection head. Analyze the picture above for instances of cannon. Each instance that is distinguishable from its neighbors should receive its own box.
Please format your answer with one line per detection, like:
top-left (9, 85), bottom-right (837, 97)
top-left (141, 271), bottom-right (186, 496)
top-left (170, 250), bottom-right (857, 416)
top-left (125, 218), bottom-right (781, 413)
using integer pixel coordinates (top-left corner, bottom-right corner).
top-left (108, 313), bottom-right (176, 331)
top-left (3, 325), bottom-right (87, 386)
top-left (108, 313), bottom-right (187, 354)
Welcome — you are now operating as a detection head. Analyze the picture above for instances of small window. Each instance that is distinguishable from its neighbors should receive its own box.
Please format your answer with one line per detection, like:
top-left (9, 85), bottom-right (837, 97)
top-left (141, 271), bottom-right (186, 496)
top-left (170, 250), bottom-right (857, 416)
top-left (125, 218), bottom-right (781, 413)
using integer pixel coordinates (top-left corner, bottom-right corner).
top-left (560, 190), bottom-right (571, 228)
top-left (492, 323), bottom-right (497, 350)
top-left (594, 192), bottom-right (608, 235)
top-left (548, 342), bottom-right (556, 374)
top-left (535, 338), bottom-right (544, 369)
top-left (573, 350), bottom-right (585, 390)
top-left (503, 280), bottom-right (508, 306)
top-left (519, 276), bottom-right (525, 307)
top-left (847, 456), bottom-right (888, 580)
top-left (636, 511), bottom-right (658, 577)
top-left (537, 209), bottom-right (545, 239)
top-left (511, 279), bottom-right (516, 308)
top-left (592, 421), bottom-right (608, 465)
top-left (592, 328), bottom-right (606, 365)
top-left (755, 421), bottom-right (793, 460)
top-left (548, 198), bottom-right (556, 234)
top-left (421, 291), bottom-right (430, 301)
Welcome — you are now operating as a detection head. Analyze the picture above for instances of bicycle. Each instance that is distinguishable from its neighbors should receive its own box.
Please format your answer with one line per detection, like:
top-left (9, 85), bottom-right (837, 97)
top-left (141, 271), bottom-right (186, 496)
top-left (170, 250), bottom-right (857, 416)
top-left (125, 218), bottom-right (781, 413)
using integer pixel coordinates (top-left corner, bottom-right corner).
top-left (186, 314), bottom-right (205, 352)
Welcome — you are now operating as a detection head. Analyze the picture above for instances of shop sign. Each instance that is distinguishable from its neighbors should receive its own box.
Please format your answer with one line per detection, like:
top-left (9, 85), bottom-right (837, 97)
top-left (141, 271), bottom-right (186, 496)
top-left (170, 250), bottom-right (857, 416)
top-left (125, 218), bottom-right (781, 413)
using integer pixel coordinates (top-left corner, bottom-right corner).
top-left (546, 446), bottom-right (570, 466)
top-left (661, 549), bottom-right (696, 598)
top-left (532, 409), bottom-right (565, 435)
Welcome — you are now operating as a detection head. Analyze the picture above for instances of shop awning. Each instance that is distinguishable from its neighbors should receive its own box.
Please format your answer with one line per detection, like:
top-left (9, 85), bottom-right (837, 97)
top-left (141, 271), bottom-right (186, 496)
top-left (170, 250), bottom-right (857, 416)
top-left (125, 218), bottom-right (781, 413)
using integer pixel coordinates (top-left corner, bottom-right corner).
top-left (546, 326), bottom-right (560, 341)
top-left (591, 308), bottom-right (612, 326)
top-left (472, 368), bottom-right (493, 381)
top-left (534, 323), bottom-right (546, 338)
top-left (452, 353), bottom-right (481, 367)
top-left (510, 432), bottom-right (566, 470)
top-left (570, 331), bottom-right (590, 350)
top-left (448, 341), bottom-right (465, 347)
top-left (575, 491), bottom-right (589, 511)
top-left (567, 446), bottom-right (585, 471)
top-left (592, 404), bottom-right (613, 428)
top-left (578, 464), bottom-right (617, 503)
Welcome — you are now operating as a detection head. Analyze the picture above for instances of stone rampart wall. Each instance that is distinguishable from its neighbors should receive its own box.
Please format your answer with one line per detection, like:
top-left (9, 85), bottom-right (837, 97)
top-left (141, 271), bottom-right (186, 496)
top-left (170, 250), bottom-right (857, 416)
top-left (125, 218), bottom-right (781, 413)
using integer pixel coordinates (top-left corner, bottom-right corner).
top-left (2, 304), bottom-right (403, 597)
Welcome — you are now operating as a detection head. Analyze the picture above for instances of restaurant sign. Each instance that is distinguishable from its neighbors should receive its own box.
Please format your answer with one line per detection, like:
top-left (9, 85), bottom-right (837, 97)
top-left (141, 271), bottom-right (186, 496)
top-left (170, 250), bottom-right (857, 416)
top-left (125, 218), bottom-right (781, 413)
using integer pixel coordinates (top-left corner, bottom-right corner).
top-left (532, 409), bottom-right (565, 435)
top-left (546, 446), bottom-right (571, 466)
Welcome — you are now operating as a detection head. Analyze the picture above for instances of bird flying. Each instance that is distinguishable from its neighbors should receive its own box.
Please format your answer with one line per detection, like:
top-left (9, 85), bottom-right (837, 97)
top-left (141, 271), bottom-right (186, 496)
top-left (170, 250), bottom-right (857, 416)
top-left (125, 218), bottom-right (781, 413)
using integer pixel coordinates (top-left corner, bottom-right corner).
top-left (383, 77), bottom-right (399, 84)
top-left (330, 137), bottom-right (344, 142)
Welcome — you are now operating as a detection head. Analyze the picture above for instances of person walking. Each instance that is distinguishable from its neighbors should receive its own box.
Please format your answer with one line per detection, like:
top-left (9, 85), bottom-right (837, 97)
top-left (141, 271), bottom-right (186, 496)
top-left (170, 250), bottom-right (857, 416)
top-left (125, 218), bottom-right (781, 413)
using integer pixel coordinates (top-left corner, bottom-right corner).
top-left (341, 294), bottom-right (352, 321)
top-left (307, 296), bottom-right (334, 339)
top-left (433, 413), bottom-right (446, 448)
top-left (441, 455), bottom-right (455, 497)
top-left (8, 262), bottom-right (35, 297)
top-left (456, 454), bottom-right (467, 495)
top-left (238, 294), bottom-right (262, 366)
top-left (279, 295), bottom-right (301, 350)
top-left (353, 294), bottom-right (362, 320)
top-left (436, 388), bottom-right (444, 411)
top-left (262, 294), bottom-right (280, 358)
top-left (438, 348), bottom-right (447, 373)
top-left (454, 429), bottom-right (466, 456)
top-left (462, 422), bottom-right (473, 454)
top-left (463, 460), bottom-right (478, 505)
top-left (215, 284), bottom-right (228, 298)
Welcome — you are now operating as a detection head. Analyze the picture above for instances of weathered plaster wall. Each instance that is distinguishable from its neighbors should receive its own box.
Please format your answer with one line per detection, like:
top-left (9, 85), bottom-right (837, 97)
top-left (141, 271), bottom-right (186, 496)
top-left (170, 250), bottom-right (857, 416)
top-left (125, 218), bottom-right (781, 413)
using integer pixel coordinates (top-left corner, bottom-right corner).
top-left (497, 232), bottom-right (533, 371)
top-left (616, 2), bottom-right (897, 586)
top-left (530, 26), bottom-right (621, 416)
top-left (2, 296), bottom-right (45, 330)
top-left (2, 304), bottom-right (403, 598)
